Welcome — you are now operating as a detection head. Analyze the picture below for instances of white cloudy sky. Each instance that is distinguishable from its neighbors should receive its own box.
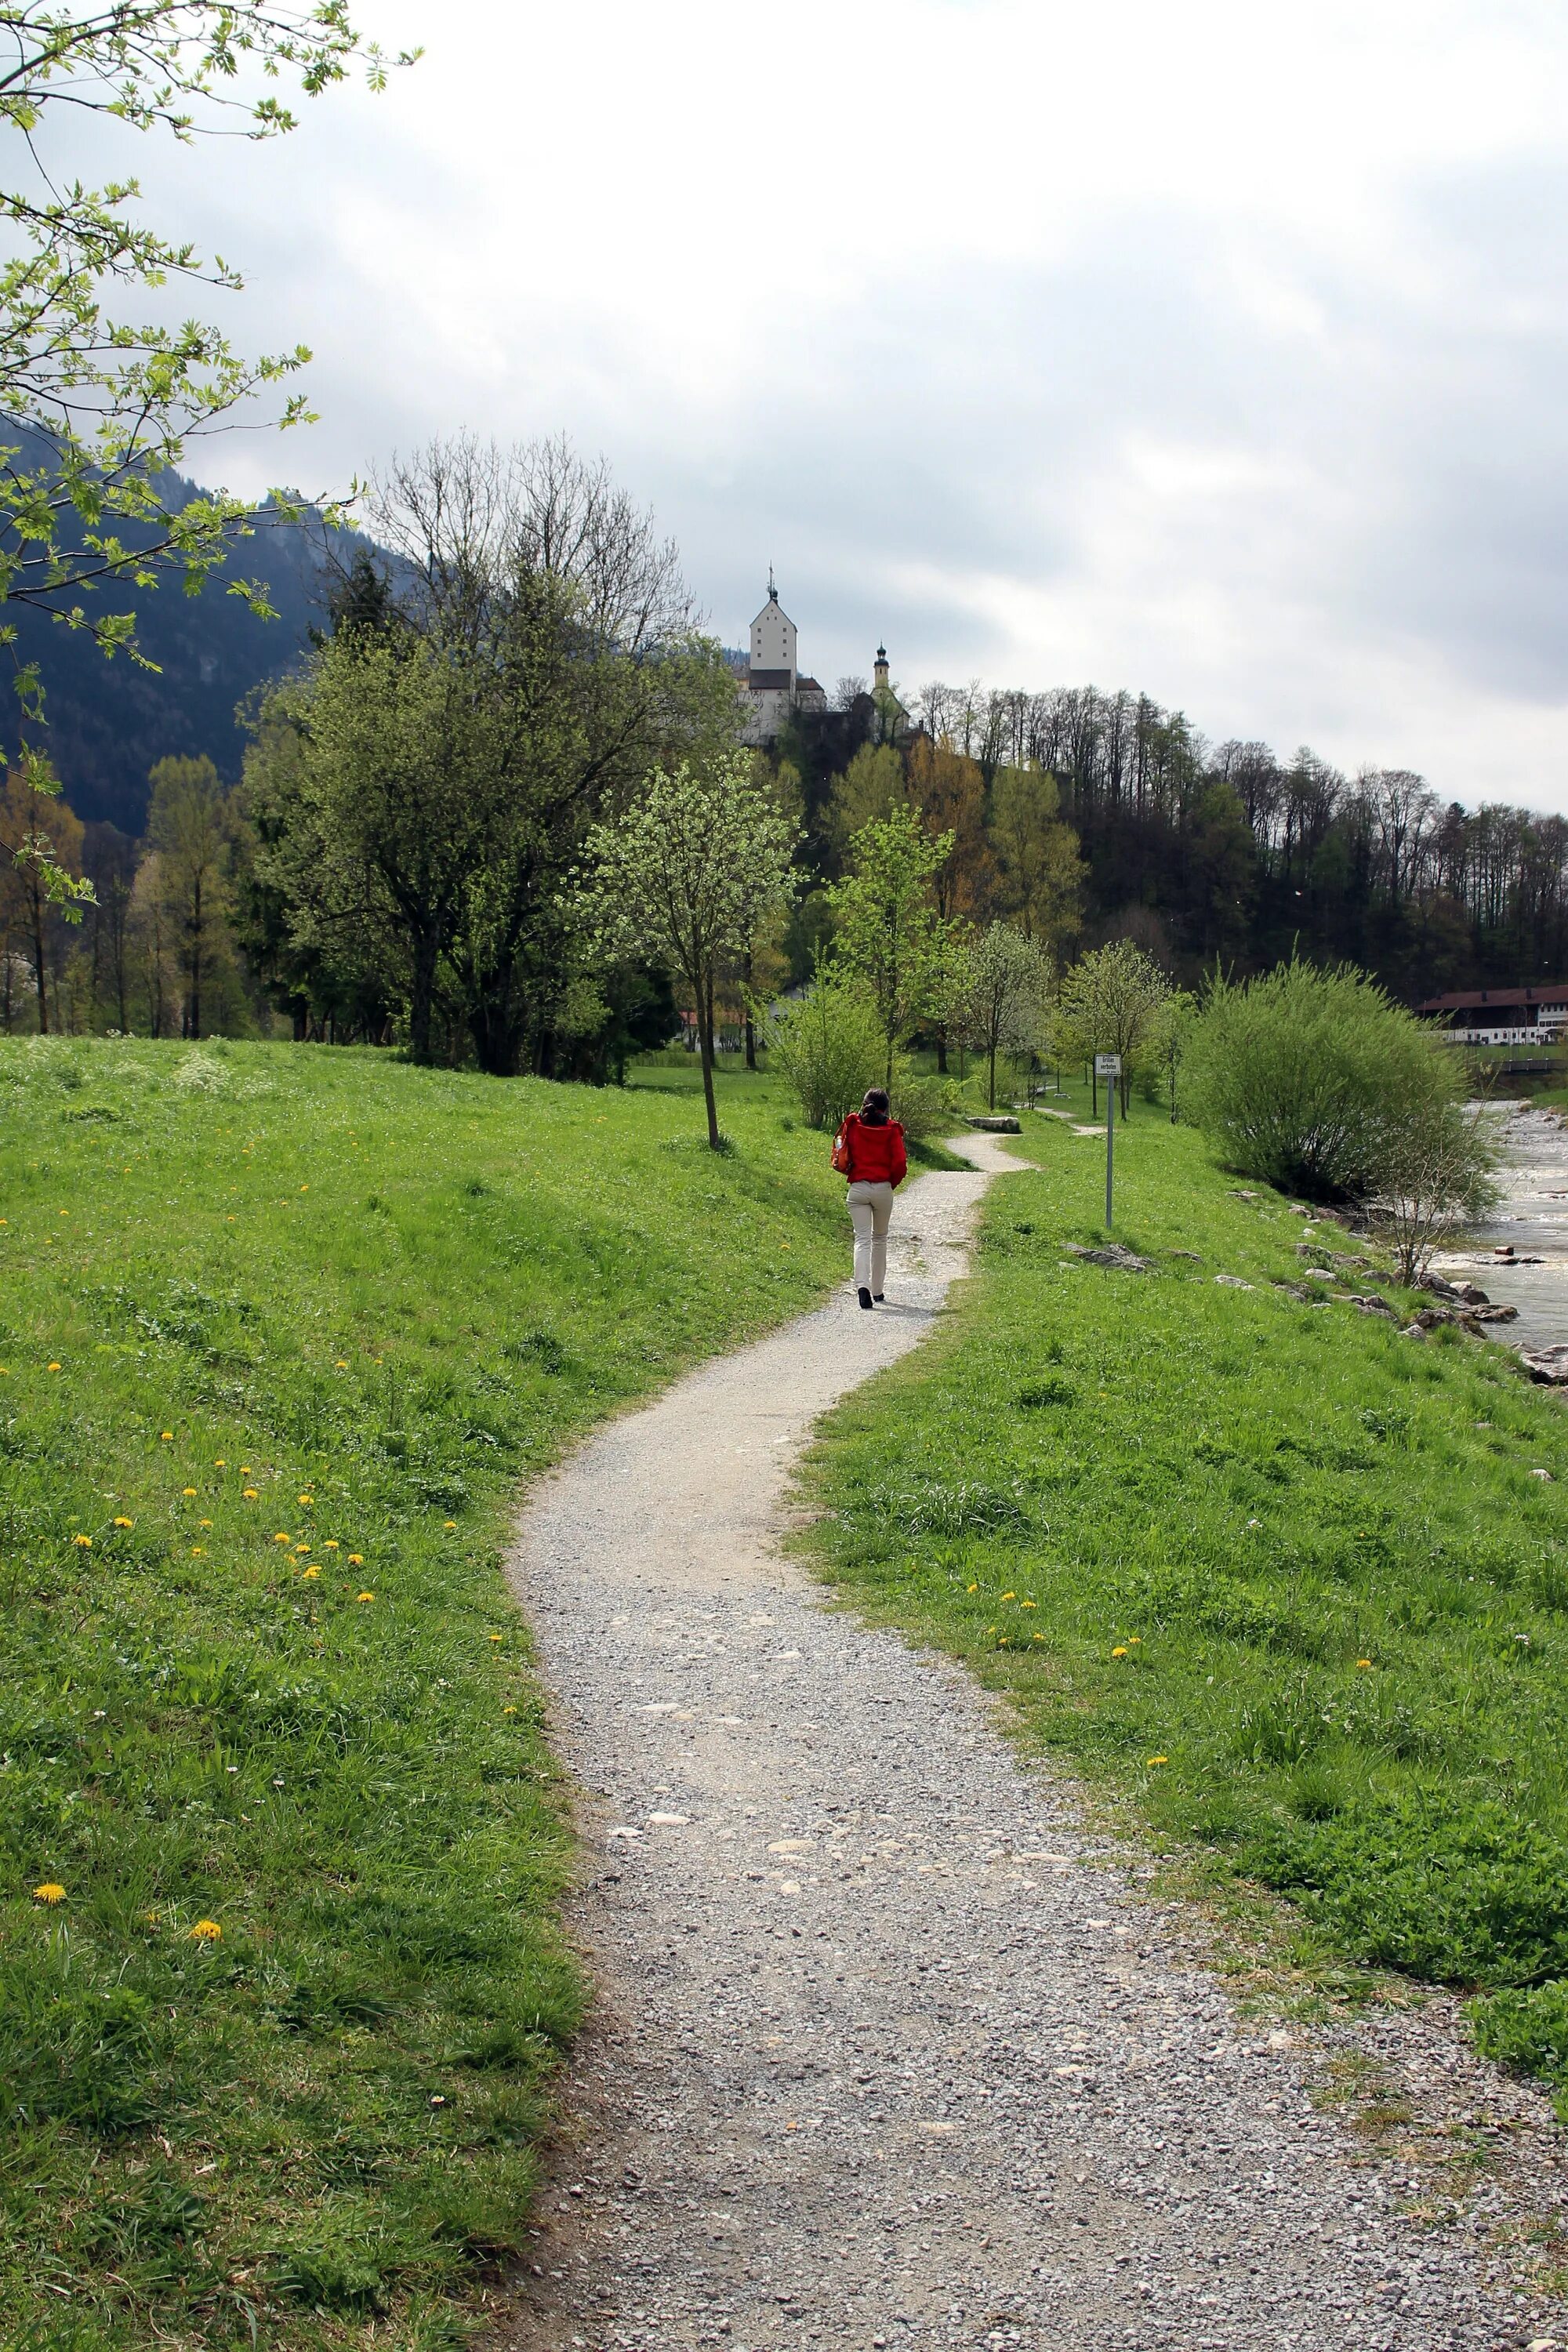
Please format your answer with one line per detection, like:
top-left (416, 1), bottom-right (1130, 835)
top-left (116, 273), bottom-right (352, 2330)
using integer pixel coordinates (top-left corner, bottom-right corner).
top-left (111, 0), bottom-right (1568, 804)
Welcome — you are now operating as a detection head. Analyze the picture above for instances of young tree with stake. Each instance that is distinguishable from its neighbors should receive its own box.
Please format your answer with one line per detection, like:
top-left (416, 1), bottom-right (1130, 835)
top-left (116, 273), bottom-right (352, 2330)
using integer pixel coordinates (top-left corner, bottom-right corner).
top-left (575, 753), bottom-right (798, 1150)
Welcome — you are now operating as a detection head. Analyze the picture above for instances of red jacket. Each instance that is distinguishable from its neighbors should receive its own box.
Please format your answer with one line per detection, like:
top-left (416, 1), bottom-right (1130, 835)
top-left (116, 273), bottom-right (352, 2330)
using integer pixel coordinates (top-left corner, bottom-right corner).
top-left (833, 1114), bottom-right (907, 1187)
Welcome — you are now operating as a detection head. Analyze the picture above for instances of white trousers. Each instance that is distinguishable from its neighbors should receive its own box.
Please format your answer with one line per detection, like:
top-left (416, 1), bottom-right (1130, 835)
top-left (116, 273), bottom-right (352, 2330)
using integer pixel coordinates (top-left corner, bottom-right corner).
top-left (847, 1180), bottom-right (894, 1294)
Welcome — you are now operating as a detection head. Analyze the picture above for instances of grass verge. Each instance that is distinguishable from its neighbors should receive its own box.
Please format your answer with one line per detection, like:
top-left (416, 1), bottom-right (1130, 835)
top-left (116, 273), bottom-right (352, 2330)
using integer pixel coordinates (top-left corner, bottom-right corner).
top-left (0, 1039), bottom-right (850, 2350)
top-left (797, 1087), bottom-right (1568, 2111)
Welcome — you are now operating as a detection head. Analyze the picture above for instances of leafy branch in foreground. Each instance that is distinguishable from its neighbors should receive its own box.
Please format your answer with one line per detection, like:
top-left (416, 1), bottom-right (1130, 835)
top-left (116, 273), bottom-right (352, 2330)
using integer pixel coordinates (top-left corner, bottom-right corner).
top-left (0, 1), bottom-right (418, 902)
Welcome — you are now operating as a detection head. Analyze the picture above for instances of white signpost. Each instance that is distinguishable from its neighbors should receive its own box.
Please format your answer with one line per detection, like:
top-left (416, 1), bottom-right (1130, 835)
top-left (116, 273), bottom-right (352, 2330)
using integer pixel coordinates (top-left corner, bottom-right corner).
top-left (1095, 1054), bottom-right (1122, 1227)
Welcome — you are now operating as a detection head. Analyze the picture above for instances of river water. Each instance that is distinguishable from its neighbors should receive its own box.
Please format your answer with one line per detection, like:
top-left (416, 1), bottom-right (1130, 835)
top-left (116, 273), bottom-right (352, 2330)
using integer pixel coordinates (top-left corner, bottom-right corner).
top-left (1432, 1102), bottom-right (1568, 1354)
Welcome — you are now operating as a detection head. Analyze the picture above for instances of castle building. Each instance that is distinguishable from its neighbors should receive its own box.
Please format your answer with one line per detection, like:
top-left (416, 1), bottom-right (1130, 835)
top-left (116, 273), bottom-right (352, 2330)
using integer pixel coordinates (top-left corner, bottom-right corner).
top-left (737, 575), bottom-right (828, 744)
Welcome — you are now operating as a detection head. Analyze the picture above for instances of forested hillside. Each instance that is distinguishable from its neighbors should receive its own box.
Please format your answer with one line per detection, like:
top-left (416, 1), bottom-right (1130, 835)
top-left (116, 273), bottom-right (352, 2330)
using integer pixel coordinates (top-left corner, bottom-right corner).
top-left (2, 465), bottom-right (370, 837)
top-left (782, 681), bottom-right (1568, 998)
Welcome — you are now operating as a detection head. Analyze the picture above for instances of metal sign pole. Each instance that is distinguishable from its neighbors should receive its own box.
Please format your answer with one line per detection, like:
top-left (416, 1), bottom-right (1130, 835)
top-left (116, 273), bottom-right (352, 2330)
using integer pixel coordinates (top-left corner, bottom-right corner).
top-left (1095, 1053), bottom-right (1121, 1230)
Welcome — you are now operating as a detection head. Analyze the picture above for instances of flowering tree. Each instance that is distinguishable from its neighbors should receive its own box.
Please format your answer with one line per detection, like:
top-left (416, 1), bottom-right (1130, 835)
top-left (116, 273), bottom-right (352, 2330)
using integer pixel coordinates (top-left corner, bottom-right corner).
top-left (575, 753), bottom-right (798, 1149)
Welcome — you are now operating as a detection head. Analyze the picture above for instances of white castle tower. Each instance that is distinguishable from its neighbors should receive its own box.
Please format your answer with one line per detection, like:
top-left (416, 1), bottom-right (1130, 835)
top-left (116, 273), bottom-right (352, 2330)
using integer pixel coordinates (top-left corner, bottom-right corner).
top-left (738, 572), bottom-right (826, 742)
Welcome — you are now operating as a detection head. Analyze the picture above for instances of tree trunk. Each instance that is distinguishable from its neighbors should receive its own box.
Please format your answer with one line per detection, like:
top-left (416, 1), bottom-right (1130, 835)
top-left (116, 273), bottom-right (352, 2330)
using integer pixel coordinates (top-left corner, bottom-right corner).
top-left (190, 877), bottom-right (203, 1040)
top-left (935, 1029), bottom-right (949, 1074)
top-left (697, 964), bottom-right (721, 1149)
top-left (408, 932), bottom-right (440, 1063)
top-left (988, 1040), bottom-right (997, 1110)
top-left (1091, 1063), bottom-right (1098, 1119)
top-left (29, 892), bottom-right (47, 1035)
top-left (743, 947), bottom-right (757, 1070)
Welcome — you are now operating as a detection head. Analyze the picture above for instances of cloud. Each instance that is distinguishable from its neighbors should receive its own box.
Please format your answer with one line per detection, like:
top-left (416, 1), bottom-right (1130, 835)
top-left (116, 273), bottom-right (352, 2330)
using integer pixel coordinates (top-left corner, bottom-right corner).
top-left (96, 0), bottom-right (1568, 804)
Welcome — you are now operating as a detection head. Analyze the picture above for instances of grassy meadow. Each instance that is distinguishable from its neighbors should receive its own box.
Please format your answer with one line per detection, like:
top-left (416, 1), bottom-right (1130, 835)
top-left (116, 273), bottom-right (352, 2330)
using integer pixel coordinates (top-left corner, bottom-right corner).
top-left (0, 1037), bottom-right (851, 2350)
top-left (798, 1082), bottom-right (1568, 2106)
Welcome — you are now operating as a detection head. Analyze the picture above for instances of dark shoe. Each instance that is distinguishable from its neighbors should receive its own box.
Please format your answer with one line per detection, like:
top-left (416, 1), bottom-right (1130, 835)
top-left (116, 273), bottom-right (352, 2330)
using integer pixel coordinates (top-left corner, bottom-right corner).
top-left (858, 1287), bottom-right (873, 1310)
top-left (873, 1293), bottom-right (885, 1302)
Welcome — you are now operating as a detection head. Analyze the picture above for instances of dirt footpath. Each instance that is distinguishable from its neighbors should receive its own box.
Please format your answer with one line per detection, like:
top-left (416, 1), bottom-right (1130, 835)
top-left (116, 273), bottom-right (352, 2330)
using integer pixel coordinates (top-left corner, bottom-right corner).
top-left (499, 1142), bottom-right (1566, 2352)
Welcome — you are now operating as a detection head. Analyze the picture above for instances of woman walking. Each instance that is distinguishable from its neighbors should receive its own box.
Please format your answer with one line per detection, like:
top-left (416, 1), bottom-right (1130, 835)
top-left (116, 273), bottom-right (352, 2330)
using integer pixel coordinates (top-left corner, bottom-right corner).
top-left (833, 1086), bottom-right (908, 1310)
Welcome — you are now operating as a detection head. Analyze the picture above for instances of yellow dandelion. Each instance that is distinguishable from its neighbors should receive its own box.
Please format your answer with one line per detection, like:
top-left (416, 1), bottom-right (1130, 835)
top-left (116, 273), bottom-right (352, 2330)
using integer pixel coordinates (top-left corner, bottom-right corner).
top-left (1147, 1755), bottom-right (1169, 1766)
top-left (301, 1565), bottom-right (320, 1580)
top-left (242, 1489), bottom-right (259, 1501)
top-left (294, 1542), bottom-right (310, 1555)
top-left (967, 1583), bottom-right (978, 1592)
top-left (71, 1533), bottom-right (92, 1548)
top-left (1356, 1657), bottom-right (1374, 1669)
top-left (323, 1538), bottom-right (339, 1549)
top-left (1128, 1636), bottom-right (1142, 1646)
top-left (113, 1516), bottom-right (133, 1528)
top-left (190, 1545), bottom-right (205, 1556)
top-left (1033, 1632), bottom-right (1044, 1642)
top-left (198, 1519), bottom-right (212, 1529)
top-left (32, 1882), bottom-right (65, 1905)
top-left (160, 1432), bottom-right (173, 1443)
top-left (143, 1911), bottom-right (161, 1929)
top-left (356, 1591), bottom-right (375, 1604)
top-left (335, 1359), bottom-right (348, 1369)
top-left (297, 1494), bottom-right (313, 1507)
top-left (443, 1519), bottom-right (457, 1531)
top-left (239, 1466), bottom-right (252, 1475)
top-left (1000, 1590), bottom-right (1016, 1602)
top-left (188, 1919), bottom-right (222, 1942)
top-left (1022, 1600), bottom-right (1036, 1610)
top-left (502, 1704), bottom-right (517, 1715)
top-left (347, 1552), bottom-right (364, 1565)
top-left (273, 1532), bottom-right (291, 1545)
top-left (47, 1361), bottom-right (61, 1372)
top-left (182, 1486), bottom-right (198, 1497)
top-left (1111, 1645), bottom-right (1128, 1658)
top-left (215, 1459), bottom-right (226, 1468)
top-left (488, 1632), bottom-right (503, 1643)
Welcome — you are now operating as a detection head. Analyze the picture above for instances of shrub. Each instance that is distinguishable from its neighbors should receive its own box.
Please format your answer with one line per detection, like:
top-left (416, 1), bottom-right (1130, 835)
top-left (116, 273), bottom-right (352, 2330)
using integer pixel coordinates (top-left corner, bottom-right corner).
top-left (1181, 957), bottom-right (1486, 1208)
top-left (1470, 1979), bottom-right (1568, 2106)
top-left (890, 1067), bottom-right (964, 1144)
top-left (764, 971), bottom-right (885, 1130)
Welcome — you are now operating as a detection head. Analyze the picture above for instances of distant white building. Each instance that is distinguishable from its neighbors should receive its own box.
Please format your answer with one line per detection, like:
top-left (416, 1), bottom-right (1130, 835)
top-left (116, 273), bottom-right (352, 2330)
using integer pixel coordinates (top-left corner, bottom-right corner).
top-left (736, 575), bottom-right (828, 744)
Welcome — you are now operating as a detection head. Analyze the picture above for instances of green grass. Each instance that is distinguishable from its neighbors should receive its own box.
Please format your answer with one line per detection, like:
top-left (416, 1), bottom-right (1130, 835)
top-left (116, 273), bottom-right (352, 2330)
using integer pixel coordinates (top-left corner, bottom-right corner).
top-left (797, 1087), bottom-right (1568, 2106)
top-left (0, 1038), bottom-right (851, 2350)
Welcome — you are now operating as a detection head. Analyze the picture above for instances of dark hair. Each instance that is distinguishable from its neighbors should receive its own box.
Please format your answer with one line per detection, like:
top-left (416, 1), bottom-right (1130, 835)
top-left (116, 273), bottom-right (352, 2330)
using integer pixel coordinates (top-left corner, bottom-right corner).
top-left (859, 1087), bottom-right (890, 1125)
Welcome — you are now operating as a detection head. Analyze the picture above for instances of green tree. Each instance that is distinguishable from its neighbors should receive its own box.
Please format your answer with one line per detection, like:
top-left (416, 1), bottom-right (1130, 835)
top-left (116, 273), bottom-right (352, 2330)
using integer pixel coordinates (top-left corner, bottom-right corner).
top-left (1055, 938), bottom-right (1171, 1116)
top-left (280, 630), bottom-right (502, 1065)
top-left (826, 803), bottom-right (952, 1086)
top-left (0, 2), bottom-right (414, 899)
top-left (144, 755), bottom-right (239, 1036)
top-left (824, 742), bottom-right (906, 865)
top-left (0, 760), bottom-right (81, 1029)
top-left (575, 753), bottom-right (798, 1149)
top-left (958, 922), bottom-right (1052, 1110)
top-left (989, 764), bottom-right (1085, 952)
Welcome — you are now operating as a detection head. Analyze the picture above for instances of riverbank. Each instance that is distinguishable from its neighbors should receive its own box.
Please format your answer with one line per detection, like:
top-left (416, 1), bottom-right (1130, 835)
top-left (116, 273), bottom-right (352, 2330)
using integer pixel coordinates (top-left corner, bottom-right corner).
top-left (1439, 1098), bottom-right (1568, 1356)
top-left (797, 1105), bottom-right (1568, 2112)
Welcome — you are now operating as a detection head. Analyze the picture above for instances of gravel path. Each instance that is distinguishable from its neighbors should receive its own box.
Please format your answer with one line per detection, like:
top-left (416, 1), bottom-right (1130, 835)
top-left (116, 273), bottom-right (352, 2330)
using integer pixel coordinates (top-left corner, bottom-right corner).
top-left (500, 1143), bottom-right (1566, 2352)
